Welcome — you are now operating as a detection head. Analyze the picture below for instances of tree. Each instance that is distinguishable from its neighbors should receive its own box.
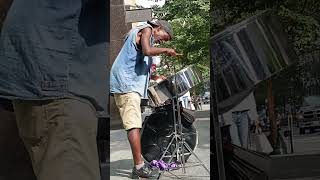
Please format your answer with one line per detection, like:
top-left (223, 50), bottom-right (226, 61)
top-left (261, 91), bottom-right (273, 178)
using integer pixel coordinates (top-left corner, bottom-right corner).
top-left (153, 0), bottom-right (211, 89)
top-left (211, 0), bottom-right (320, 101)
top-left (211, 0), bottom-right (319, 149)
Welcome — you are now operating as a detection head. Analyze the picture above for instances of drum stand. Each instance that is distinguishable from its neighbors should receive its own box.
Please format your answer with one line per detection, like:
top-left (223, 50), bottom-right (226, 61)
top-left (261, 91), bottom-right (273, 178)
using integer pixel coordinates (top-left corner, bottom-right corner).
top-left (157, 63), bottom-right (210, 179)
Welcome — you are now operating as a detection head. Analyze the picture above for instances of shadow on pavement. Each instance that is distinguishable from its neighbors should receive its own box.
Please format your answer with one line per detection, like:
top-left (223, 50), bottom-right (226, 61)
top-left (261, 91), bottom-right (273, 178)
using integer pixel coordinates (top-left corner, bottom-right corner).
top-left (194, 119), bottom-right (210, 150)
top-left (110, 159), bottom-right (133, 178)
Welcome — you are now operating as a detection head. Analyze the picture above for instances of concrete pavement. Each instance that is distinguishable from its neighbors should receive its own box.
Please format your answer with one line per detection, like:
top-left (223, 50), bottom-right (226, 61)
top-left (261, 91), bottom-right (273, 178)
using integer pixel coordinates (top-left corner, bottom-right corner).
top-left (110, 116), bottom-right (210, 179)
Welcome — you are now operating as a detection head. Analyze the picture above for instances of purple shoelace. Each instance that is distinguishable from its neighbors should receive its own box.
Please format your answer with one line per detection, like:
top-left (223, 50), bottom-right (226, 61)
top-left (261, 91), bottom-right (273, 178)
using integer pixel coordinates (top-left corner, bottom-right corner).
top-left (150, 160), bottom-right (178, 171)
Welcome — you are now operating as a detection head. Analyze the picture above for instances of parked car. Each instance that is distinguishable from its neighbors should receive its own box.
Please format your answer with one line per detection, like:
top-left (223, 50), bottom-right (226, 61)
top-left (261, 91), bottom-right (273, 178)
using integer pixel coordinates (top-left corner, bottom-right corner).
top-left (297, 96), bottom-right (320, 134)
top-left (202, 91), bottom-right (210, 104)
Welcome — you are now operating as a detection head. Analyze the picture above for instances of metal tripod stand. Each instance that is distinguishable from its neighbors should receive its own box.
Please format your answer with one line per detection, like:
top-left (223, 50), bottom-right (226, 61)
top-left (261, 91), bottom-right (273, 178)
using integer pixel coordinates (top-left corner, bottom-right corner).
top-left (157, 62), bottom-right (210, 179)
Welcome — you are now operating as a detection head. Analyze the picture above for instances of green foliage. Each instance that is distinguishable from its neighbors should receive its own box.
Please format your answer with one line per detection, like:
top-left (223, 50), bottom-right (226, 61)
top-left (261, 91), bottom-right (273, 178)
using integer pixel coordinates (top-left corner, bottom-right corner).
top-left (211, 0), bottom-right (320, 103)
top-left (211, 0), bottom-right (320, 55)
top-left (152, 0), bottom-right (319, 97)
top-left (153, 0), bottom-right (210, 80)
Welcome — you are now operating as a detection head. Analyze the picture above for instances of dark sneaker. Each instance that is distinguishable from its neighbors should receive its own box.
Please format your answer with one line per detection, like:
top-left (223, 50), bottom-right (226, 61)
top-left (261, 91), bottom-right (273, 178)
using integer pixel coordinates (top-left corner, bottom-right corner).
top-left (131, 163), bottom-right (159, 179)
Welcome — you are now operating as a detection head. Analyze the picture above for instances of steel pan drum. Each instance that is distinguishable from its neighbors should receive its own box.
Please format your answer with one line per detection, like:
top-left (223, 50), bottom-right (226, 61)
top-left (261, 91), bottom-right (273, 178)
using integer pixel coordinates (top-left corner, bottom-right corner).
top-left (141, 104), bottom-right (198, 162)
top-left (210, 11), bottom-right (298, 113)
top-left (148, 65), bottom-right (202, 106)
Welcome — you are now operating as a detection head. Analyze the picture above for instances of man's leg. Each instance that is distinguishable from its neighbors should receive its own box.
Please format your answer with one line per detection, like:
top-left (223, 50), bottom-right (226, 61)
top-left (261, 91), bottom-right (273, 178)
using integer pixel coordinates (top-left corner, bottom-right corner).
top-left (127, 128), bottom-right (143, 165)
top-left (114, 92), bottom-right (143, 165)
top-left (229, 113), bottom-right (242, 147)
top-left (0, 105), bottom-right (36, 180)
top-left (114, 92), bottom-right (158, 178)
top-left (238, 112), bottom-right (249, 148)
top-left (13, 98), bottom-right (100, 180)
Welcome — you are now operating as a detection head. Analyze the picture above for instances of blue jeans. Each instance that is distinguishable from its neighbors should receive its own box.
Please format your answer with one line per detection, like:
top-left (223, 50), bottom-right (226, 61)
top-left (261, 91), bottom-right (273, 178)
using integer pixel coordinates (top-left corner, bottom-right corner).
top-left (230, 111), bottom-right (249, 148)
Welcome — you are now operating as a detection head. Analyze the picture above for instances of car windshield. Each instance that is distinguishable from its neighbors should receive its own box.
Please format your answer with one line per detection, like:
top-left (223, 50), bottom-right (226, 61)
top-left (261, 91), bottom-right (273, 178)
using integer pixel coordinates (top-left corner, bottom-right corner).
top-left (203, 92), bottom-right (210, 97)
top-left (303, 96), bottom-right (320, 106)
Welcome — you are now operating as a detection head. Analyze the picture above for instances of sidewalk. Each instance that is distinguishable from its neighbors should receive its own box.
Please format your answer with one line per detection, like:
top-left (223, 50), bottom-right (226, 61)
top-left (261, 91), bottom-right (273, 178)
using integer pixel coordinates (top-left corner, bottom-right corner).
top-left (184, 104), bottom-right (210, 119)
top-left (110, 117), bottom-right (210, 179)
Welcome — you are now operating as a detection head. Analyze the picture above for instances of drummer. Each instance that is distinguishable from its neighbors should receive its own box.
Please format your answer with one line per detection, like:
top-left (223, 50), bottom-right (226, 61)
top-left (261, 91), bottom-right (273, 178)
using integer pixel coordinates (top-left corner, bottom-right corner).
top-left (110, 20), bottom-right (177, 179)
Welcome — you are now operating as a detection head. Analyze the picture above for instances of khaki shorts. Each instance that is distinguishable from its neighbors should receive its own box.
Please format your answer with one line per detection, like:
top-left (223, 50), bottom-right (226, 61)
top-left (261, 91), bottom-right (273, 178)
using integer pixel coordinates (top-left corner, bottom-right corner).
top-left (114, 92), bottom-right (142, 130)
top-left (12, 98), bottom-right (100, 180)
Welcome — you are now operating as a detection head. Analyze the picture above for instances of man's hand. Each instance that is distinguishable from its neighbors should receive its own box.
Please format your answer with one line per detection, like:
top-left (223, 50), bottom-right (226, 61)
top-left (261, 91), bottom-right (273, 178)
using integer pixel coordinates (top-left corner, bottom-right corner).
top-left (165, 48), bottom-right (177, 57)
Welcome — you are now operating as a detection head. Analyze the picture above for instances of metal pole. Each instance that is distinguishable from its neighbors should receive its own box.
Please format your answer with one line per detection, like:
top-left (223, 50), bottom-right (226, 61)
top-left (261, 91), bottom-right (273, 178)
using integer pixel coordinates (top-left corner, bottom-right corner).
top-left (267, 79), bottom-right (277, 147)
top-left (173, 62), bottom-right (186, 173)
top-left (290, 106), bottom-right (294, 153)
top-left (210, 58), bottom-right (226, 180)
top-left (290, 115), bottom-right (294, 153)
top-left (289, 80), bottom-right (295, 153)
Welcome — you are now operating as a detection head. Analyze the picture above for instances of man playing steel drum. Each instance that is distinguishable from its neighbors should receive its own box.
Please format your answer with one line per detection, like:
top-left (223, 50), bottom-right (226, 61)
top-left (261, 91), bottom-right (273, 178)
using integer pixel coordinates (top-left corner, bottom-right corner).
top-left (110, 20), bottom-right (177, 179)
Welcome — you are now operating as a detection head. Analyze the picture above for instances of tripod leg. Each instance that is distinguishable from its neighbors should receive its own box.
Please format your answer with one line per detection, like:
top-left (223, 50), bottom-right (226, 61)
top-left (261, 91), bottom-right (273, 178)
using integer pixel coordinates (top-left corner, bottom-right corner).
top-left (184, 142), bottom-right (210, 173)
top-left (160, 134), bottom-right (176, 161)
top-left (167, 170), bottom-right (183, 179)
top-left (180, 140), bottom-right (186, 173)
top-left (172, 100), bottom-right (179, 160)
top-left (167, 142), bottom-right (179, 164)
top-left (158, 169), bottom-right (183, 179)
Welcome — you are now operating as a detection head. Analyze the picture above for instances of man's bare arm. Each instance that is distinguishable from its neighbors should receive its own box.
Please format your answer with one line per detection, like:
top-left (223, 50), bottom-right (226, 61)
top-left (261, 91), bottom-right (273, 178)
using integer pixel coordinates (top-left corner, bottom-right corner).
top-left (140, 28), bottom-right (176, 56)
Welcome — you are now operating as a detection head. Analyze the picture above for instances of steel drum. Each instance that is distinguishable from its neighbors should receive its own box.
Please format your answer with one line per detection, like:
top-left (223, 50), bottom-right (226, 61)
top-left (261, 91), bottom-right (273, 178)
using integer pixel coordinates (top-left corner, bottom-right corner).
top-left (210, 11), bottom-right (298, 113)
top-left (148, 65), bottom-right (202, 107)
top-left (141, 103), bottom-right (198, 162)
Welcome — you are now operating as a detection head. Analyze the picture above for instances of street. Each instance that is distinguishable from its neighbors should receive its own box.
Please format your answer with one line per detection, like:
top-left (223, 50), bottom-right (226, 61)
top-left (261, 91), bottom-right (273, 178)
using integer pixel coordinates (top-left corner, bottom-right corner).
top-left (285, 127), bottom-right (320, 154)
top-left (248, 125), bottom-right (320, 155)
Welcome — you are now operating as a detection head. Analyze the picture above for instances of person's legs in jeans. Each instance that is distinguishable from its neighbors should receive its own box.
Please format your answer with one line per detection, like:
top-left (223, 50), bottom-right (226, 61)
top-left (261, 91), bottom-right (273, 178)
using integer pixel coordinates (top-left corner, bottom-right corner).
top-left (238, 112), bottom-right (249, 148)
top-left (229, 113), bottom-right (241, 146)
top-left (13, 98), bottom-right (100, 180)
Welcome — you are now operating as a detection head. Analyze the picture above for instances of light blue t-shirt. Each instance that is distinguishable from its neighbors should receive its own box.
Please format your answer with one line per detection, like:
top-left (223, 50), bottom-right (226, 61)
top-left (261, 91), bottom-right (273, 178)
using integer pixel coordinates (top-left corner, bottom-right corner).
top-left (0, 0), bottom-right (108, 112)
top-left (110, 24), bottom-right (154, 98)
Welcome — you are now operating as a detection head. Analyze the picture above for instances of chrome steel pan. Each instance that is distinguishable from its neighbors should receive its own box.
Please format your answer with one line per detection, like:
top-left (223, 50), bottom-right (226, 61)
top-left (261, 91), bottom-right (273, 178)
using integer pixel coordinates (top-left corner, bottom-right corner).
top-left (148, 65), bottom-right (203, 107)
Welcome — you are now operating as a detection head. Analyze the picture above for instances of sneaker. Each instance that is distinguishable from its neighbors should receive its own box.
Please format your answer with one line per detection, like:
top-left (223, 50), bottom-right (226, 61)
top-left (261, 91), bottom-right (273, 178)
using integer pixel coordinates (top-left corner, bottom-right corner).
top-left (131, 163), bottom-right (159, 179)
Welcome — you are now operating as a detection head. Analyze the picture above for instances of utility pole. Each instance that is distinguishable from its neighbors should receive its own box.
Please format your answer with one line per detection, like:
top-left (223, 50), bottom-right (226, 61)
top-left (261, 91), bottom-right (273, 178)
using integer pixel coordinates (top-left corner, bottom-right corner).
top-left (210, 59), bottom-right (226, 180)
top-left (267, 79), bottom-right (277, 147)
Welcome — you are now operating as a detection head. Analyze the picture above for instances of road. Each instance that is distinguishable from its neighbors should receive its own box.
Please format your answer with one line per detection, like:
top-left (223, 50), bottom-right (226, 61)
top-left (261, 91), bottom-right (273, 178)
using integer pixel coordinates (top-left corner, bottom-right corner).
top-left (286, 127), bottom-right (320, 154)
